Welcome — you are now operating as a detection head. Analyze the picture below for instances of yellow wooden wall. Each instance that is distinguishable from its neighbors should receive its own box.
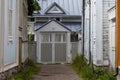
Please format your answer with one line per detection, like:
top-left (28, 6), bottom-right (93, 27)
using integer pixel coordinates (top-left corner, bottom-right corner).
top-left (116, 0), bottom-right (120, 67)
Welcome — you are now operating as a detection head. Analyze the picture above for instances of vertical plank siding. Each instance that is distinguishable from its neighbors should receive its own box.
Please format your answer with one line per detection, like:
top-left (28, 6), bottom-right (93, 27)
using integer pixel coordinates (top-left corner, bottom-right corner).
top-left (0, 0), bottom-right (2, 72)
top-left (41, 43), bottom-right (52, 62)
top-left (55, 43), bottom-right (66, 63)
top-left (28, 42), bottom-right (37, 62)
top-left (0, 0), bottom-right (28, 75)
top-left (102, 0), bottom-right (115, 60)
top-left (4, 0), bottom-right (17, 66)
top-left (84, 0), bottom-right (115, 66)
top-left (22, 42), bottom-right (28, 63)
top-left (71, 42), bottom-right (79, 60)
top-left (117, 0), bottom-right (120, 67)
top-left (108, 6), bottom-right (116, 68)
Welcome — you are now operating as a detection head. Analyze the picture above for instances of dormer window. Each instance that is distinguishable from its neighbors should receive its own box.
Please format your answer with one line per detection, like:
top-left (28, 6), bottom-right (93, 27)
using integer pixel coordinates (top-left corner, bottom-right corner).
top-left (53, 6), bottom-right (58, 11)
top-left (45, 2), bottom-right (66, 14)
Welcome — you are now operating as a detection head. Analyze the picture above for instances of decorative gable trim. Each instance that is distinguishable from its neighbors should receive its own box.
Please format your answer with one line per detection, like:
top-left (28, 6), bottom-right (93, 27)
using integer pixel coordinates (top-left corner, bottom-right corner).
top-left (45, 2), bottom-right (66, 14)
top-left (35, 20), bottom-right (71, 32)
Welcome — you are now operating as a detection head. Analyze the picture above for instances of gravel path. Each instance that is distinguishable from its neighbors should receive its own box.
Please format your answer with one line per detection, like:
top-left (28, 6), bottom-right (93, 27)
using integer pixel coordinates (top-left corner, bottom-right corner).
top-left (34, 64), bottom-right (82, 80)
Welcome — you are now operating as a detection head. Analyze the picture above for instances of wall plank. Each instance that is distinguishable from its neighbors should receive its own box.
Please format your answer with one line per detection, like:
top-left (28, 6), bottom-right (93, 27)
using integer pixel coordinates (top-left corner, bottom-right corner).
top-left (117, 0), bottom-right (120, 67)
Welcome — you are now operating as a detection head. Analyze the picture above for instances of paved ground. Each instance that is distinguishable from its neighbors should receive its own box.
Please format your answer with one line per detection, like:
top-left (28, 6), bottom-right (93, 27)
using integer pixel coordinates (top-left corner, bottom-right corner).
top-left (34, 64), bottom-right (82, 80)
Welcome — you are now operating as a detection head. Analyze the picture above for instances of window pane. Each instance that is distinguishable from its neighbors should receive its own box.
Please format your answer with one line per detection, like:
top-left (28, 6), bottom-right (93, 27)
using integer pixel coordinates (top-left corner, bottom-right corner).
top-left (63, 34), bottom-right (66, 42)
top-left (55, 34), bottom-right (61, 42)
top-left (41, 33), bottom-right (51, 42)
top-left (55, 34), bottom-right (66, 42)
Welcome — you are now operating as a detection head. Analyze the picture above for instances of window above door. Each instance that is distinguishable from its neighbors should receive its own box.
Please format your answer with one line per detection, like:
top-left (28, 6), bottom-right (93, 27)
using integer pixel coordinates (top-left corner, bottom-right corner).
top-left (55, 33), bottom-right (66, 43)
top-left (41, 33), bottom-right (52, 42)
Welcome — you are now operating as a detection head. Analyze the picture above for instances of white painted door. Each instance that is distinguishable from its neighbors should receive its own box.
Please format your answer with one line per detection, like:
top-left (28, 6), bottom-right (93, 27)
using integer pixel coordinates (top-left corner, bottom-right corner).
top-left (40, 33), bottom-right (67, 63)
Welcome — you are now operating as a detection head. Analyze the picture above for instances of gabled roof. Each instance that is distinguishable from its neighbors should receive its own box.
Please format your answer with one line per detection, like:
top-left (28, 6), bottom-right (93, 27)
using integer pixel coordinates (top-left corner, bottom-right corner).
top-left (35, 20), bottom-right (71, 32)
top-left (44, 2), bottom-right (66, 14)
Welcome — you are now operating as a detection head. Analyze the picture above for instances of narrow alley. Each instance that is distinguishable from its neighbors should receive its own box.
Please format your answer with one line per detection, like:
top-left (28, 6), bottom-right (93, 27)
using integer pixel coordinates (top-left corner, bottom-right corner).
top-left (0, 0), bottom-right (120, 80)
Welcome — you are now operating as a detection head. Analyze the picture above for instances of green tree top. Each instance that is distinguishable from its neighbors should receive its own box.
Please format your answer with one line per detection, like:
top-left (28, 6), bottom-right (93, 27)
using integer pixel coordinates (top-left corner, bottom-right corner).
top-left (27, 0), bottom-right (41, 16)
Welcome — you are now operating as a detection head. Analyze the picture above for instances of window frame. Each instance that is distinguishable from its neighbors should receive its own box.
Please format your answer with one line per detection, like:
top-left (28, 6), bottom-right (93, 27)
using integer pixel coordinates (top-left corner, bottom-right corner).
top-left (41, 33), bottom-right (52, 43)
top-left (55, 33), bottom-right (66, 43)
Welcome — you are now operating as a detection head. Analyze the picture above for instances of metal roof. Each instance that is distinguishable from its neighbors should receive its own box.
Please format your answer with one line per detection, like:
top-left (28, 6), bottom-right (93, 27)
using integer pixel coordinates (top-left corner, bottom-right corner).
top-left (38, 0), bottom-right (82, 15)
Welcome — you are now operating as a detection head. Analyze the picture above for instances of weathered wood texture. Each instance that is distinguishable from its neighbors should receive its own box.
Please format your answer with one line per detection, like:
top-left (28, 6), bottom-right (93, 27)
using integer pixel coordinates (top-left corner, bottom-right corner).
top-left (117, 0), bottom-right (120, 67)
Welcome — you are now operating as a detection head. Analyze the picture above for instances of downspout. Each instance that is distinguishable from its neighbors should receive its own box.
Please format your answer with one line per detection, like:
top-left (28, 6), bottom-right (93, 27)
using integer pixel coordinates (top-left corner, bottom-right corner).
top-left (114, 67), bottom-right (119, 77)
top-left (88, 0), bottom-right (92, 64)
top-left (82, 0), bottom-right (85, 55)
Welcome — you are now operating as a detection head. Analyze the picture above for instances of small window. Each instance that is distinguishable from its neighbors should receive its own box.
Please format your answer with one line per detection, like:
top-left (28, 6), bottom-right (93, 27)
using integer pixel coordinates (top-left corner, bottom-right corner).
top-left (71, 32), bottom-right (79, 42)
top-left (56, 18), bottom-right (60, 21)
top-left (30, 18), bottom-right (35, 21)
top-left (53, 6), bottom-right (58, 11)
top-left (41, 33), bottom-right (52, 42)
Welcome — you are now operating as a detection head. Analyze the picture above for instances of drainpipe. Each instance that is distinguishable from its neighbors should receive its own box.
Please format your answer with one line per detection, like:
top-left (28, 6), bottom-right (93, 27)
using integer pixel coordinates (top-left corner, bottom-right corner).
top-left (82, 0), bottom-right (85, 55)
top-left (114, 67), bottom-right (119, 77)
top-left (88, 0), bottom-right (92, 65)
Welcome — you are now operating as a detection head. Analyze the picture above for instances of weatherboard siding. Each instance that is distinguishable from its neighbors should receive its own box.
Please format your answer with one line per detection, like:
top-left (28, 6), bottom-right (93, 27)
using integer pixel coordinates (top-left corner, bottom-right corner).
top-left (102, 0), bottom-right (115, 60)
top-left (117, 0), bottom-right (120, 67)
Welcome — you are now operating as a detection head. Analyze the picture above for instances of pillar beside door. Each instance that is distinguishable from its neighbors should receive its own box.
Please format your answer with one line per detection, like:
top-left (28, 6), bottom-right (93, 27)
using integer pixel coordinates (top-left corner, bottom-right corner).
top-left (66, 32), bottom-right (71, 63)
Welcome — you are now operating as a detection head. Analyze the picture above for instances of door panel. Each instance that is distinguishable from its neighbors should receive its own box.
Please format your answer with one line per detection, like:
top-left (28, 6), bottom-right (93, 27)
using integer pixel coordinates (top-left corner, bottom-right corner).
top-left (41, 43), bottom-right (52, 62)
top-left (55, 43), bottom-right (66, 62)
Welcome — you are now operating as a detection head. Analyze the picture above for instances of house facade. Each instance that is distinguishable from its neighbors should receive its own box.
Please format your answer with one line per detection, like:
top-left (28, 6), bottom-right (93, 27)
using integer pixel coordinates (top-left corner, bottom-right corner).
top-left (18, 0), bottom-right (28, 64)
top-left (0, 0), bottom-right (28, 79)
top-left (83, 0), bottom-right (115, 66)
top-left (28, 0), bottom-right (83, 63)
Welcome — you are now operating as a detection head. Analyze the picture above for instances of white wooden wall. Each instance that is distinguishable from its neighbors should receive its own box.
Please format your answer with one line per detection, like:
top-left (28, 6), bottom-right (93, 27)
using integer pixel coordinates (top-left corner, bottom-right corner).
top-left (91, 0), bottom-right (104, 66)
top-left (84, 1), bottom-right (90, 61)
top-left (102, 0), bottom-right (115, 61)
top-left (84, 0), bottom-right (115, 66)
top-left (0, 0), bottom-right (2, 72)
top-left (108, 6), bottom-right (116, 69)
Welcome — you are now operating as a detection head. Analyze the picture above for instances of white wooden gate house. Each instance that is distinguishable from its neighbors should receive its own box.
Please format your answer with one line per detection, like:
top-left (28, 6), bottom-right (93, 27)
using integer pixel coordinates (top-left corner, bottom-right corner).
top-left (36, 20), bottom-right (71, 63)
top-left (29, 1), bottom-right (82, 64)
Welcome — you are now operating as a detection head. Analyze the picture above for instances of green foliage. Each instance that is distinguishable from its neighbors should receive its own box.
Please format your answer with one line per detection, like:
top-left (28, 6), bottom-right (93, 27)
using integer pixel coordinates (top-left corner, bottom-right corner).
top-left (72, 54), bottom-right (87, 71)
top-left (11, 60), bottom-right (40, 80)
top-left (72, 54), bottom-right (117, 80)
top-left (27, 0), bottom-right (41, 16)
top-left (28, 34), bottom-right (34, 41)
